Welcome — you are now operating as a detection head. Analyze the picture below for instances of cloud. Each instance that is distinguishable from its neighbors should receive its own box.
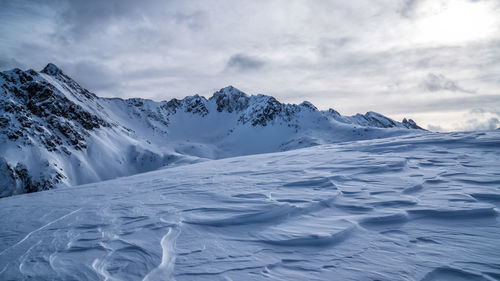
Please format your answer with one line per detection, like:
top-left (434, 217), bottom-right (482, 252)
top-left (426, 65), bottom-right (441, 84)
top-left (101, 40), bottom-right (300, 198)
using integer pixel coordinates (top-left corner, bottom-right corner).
top-left (398, 0), bottom-right (419, 17)
top-left (427, 124), bottom-right (445, 132)
top-left (457, 108), bottom-right (500, 131)
top-left (0, 57), bottom-right (24, 70)
top-left (422, 73), bottom-right (475, 93)
top-left (53, 0), bottom-right (167, 41)
top-left (226, 54), bottom-right (265, 72)
top-left (172, 11), bottom-right (207, 31)
top-left (463, 117), bottom-right (500, 131)
top-left (64, 60), bottom-right (121, 92)
top-left (0, 0), bottom-right (499, 131)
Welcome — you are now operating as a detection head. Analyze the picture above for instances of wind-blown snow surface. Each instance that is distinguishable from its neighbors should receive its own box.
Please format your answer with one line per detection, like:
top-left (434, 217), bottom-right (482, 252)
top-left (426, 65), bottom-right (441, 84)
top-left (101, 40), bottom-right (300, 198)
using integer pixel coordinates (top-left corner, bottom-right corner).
top-left (1, 131), bottom-right (500, 280)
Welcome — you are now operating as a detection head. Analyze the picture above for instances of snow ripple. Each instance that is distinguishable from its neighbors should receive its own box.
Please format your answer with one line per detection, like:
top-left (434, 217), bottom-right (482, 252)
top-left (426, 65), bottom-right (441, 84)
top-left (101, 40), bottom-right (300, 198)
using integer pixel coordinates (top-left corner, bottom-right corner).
top-left (1, 131), bottom-right (500, 280)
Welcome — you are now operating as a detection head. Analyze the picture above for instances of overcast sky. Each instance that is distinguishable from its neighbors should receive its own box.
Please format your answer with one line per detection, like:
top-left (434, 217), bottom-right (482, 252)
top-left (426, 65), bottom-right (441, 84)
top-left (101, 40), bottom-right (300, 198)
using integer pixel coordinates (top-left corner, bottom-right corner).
top-left (1, 0), bottom-right (499, 131)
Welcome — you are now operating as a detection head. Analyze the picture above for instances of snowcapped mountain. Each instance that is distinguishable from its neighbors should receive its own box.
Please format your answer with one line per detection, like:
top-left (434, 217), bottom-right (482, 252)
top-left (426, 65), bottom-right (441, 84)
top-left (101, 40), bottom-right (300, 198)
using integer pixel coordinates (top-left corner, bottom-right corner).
top-left (0, 63), bottom-right (423, 197)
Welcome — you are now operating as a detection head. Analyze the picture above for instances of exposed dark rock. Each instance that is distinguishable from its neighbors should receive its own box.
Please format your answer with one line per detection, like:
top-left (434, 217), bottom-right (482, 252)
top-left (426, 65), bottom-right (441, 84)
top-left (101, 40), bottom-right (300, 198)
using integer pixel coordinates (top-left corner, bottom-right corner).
top-left (210, 86), bottom-right (250, 113)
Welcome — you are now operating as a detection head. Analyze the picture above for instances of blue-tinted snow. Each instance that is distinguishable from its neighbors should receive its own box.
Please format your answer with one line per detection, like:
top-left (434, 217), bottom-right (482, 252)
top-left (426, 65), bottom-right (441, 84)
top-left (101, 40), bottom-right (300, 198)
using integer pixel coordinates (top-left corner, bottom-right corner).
top-left (1, 131), bottom-right (500, 280)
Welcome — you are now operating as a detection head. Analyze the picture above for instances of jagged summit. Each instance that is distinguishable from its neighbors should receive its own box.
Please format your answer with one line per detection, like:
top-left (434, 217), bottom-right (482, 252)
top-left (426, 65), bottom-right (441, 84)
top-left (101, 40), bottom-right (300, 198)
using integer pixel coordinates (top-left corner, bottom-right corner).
top-left (210, 86), bottom-right (250, 113)
top-left (0, 65), bottom-right (426, 197)
top-left (41, 63), bottom-right (63, 76)
top-left (217, 85), bottom-right (245, 95)
top-left (402, 118), bottom-right (422, 130)
top-left (299, 101), bottom-right (317, 111)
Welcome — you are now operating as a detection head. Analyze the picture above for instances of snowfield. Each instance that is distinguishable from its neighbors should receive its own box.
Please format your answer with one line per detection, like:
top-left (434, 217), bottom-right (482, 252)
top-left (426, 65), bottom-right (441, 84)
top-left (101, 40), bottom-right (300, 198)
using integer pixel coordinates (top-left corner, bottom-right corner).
top-left (1, 131), bottom-right (500, 280)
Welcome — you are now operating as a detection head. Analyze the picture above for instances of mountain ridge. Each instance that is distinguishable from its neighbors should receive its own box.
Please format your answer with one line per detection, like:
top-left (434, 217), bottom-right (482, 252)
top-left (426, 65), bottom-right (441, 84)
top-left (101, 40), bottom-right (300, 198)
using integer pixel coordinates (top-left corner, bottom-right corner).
top-left (0, 63), bottom-right (424, 197)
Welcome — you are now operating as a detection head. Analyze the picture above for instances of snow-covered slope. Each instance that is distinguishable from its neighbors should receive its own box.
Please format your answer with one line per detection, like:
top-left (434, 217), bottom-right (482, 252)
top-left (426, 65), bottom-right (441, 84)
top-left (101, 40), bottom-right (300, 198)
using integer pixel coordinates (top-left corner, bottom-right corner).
top-left (0, 131), bottom-right (499, 280)
top-left (0, 64), bottom-right (423, 197)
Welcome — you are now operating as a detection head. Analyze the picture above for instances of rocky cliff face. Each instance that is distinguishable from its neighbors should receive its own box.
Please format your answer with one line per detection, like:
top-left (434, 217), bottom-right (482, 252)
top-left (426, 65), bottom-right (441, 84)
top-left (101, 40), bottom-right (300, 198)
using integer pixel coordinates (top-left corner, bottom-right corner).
top-left (0, 64), bottom-right (424, 197)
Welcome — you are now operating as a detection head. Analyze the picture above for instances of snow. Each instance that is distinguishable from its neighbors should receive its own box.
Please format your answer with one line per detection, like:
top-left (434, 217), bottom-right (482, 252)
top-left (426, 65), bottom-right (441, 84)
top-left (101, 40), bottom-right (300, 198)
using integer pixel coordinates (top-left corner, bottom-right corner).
top-left (0, 65), bottom-right (423, 197)
top-left (3, 64), bottom-right (496, 279)
top-left (1, 130), bottom-right (499, 280)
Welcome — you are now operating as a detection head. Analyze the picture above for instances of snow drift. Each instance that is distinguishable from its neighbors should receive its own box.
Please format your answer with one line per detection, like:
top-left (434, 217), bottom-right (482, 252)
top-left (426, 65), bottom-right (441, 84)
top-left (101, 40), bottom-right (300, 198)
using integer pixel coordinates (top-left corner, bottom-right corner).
top-left (0, 131), bottom-right (499, 280)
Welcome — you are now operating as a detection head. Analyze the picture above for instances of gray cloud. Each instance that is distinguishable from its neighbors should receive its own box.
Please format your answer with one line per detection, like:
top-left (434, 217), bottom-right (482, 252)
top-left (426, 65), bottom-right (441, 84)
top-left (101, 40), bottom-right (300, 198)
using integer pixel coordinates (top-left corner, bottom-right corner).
top-left (463, 117), bottom-right (500, 131)
top-left (64, 61), bottom-right (121, 92)
top-left (53, 0), bottom-right (169, 41)
top-left (172, 11), bottom-right (207, 31)
top-left (422, 73), bottom-right (475, 93)
top-left (427, 124), bottom-right (445, 132)
top-left (427, 113), bottom-right (499, 132)
top-left (0, 0), bottom-right (499, 131)
top-left (226, 54), bottom-right (265, 72)
top-left (452, 108), bottom-right (500, 131)
top-left (398, 0), bottom-right (419, 17)
top-left (0, 57), bottom-right (24, 70)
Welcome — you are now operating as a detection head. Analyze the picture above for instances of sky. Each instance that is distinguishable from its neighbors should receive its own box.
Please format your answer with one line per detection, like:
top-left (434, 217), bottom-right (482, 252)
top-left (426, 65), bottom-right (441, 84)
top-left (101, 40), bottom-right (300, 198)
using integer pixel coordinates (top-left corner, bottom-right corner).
top-left (0, 0), bottom-right (499, 131)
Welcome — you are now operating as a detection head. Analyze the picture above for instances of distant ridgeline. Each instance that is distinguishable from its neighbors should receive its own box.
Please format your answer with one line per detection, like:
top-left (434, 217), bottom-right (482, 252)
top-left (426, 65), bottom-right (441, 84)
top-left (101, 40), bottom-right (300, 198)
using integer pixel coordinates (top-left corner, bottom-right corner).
top-left (0, 63), bottom-right (423, 197)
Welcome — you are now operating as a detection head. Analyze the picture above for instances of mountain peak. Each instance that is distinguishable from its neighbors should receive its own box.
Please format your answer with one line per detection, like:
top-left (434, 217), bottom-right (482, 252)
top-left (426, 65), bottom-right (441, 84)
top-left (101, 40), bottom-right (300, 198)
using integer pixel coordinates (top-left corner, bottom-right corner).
top-left (41, 63), bottom-right (63, 76)
top-left (217, 85), bottom-right (247, 96)
top-left (299, 101), bottom-right (317, 111)
top-left (221, 85), bottom-right (236, 91)
top-left (402, 118), bottom-right (423, 130)
top-left (210, 86), bottom-right (249, 113)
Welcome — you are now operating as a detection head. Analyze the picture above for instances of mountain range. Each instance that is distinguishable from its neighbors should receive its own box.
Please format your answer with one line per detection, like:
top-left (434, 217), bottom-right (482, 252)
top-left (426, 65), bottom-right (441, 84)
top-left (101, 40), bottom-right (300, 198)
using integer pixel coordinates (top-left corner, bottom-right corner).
top-left (0, 63), bottom-right (423, 197)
